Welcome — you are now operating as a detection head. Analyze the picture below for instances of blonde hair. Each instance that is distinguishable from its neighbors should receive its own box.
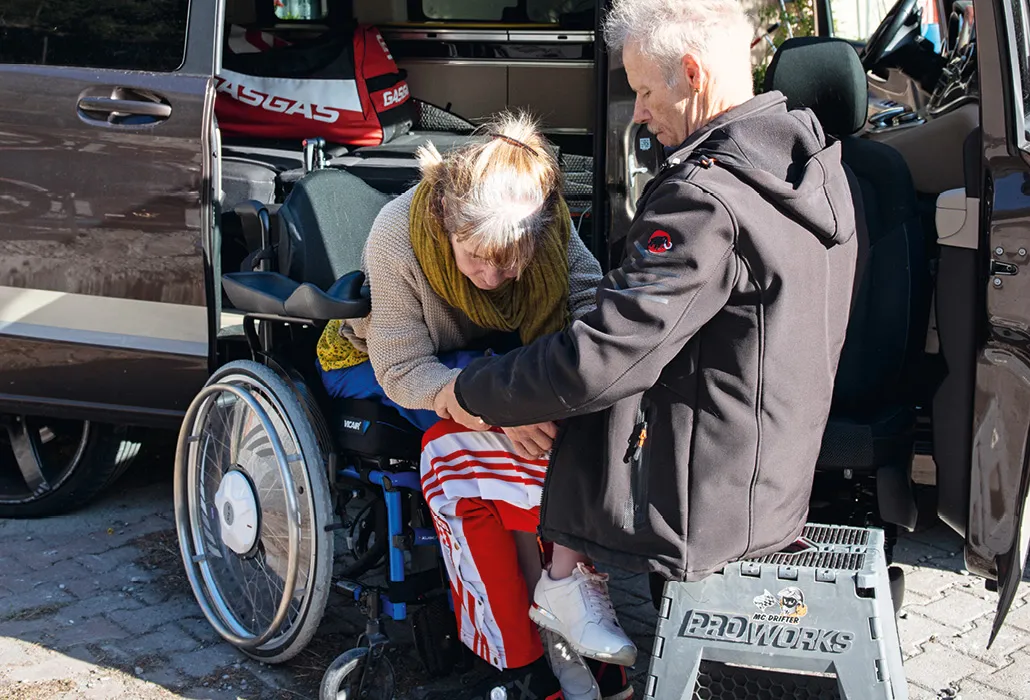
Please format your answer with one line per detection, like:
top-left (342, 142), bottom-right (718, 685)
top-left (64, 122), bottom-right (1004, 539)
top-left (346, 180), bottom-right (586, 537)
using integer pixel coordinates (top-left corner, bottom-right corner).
top-left (417, 110), bottom-right (562, 273)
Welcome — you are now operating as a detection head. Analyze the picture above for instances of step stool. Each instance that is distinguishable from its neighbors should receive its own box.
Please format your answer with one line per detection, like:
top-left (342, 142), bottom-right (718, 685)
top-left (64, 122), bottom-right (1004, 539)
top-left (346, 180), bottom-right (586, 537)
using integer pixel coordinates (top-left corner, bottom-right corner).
top-left (643, 524), bottom-right (906, 700)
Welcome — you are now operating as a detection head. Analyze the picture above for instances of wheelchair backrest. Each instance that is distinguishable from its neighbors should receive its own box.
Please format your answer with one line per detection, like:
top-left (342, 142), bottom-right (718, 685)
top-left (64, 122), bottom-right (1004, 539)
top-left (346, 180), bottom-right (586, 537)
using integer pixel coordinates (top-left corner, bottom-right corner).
top-left (277, 168), bottom-right (393, 290)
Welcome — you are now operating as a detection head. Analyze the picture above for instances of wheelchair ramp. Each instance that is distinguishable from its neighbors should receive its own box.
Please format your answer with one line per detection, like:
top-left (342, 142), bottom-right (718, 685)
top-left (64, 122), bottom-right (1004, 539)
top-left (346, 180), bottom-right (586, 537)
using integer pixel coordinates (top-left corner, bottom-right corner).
top-left (644, 524), bottom-right (906, 700)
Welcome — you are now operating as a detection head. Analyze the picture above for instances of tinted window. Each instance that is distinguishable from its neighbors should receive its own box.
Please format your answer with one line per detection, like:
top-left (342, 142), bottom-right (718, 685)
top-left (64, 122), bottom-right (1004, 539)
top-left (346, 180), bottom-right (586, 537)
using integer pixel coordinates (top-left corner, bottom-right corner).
top-left (416, 0), bottom-right (593, 23)
top-left (0, 0), bottom-right (189, 71)
top-left (275, 0), bottom-right (328, 20)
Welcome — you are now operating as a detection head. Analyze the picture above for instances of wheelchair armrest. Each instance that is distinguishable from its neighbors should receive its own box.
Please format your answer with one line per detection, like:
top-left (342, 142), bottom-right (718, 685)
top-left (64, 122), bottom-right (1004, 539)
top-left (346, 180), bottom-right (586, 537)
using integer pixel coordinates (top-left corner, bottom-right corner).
top-left (284, 270), bottom-right (371, 320)
top-left (223, 270), bottom-right (370, 321)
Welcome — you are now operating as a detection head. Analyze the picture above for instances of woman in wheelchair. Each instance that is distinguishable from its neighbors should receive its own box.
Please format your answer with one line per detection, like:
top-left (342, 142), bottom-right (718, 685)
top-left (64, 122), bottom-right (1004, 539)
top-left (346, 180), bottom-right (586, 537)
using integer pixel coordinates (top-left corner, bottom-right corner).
top-left (315, 111), bottom-right (635, 700)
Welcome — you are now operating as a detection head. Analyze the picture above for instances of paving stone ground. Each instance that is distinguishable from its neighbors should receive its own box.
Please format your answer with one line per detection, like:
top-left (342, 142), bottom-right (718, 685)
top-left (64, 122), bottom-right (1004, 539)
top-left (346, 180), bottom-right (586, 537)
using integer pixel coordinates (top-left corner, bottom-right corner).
top-left (1, 438), bottom-right (1029, 700)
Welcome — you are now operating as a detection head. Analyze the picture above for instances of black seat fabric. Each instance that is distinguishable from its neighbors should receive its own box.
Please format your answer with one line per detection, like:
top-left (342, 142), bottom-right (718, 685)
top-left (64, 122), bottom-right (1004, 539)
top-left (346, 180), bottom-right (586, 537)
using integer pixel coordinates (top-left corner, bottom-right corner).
top-left (270, 169), bottom-right (423, 453)
top-left (765, 38), bottom-right (931, 476)
top-left (276, 168), bottom-right (392, 291)
top-left (331, 398), bottom-right (423, 461)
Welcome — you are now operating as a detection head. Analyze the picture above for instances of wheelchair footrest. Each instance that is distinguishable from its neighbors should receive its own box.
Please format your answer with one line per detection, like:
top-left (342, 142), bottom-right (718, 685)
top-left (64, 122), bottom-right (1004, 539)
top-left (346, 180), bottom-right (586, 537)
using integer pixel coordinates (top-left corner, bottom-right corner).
top-left (644, 523), bottom-right (907, 700)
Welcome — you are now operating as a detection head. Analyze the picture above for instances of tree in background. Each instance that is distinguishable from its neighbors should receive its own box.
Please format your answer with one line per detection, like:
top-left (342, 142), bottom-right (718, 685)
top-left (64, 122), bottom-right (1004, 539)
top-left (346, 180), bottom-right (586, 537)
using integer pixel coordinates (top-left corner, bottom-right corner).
top-left (752, 0), bottom-right (817, 92)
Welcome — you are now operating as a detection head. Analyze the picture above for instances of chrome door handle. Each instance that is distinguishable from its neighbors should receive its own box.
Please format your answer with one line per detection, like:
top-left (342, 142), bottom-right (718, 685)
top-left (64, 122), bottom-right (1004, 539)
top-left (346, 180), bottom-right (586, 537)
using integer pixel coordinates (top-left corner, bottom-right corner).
top-left (78, 97), bottom-right (172, 118)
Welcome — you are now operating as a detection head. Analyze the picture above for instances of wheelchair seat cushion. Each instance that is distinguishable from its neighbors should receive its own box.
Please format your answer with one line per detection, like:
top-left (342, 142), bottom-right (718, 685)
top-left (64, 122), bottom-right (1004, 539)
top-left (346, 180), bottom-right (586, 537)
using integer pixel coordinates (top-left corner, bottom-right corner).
top-left (331, 398), bottom-right (423, 461)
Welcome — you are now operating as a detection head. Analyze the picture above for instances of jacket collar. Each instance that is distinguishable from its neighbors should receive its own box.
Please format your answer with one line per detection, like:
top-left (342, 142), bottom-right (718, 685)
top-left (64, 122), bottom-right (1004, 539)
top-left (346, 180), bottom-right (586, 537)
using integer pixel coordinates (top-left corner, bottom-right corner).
top-left (662, 91), bottom-right (789, 163)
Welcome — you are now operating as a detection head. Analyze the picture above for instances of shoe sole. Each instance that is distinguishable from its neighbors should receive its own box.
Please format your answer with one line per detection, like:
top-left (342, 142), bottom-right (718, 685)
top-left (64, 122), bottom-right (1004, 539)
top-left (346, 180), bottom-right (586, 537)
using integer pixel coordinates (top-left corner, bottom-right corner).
top-left (530, 604), bottom-right (638, 667)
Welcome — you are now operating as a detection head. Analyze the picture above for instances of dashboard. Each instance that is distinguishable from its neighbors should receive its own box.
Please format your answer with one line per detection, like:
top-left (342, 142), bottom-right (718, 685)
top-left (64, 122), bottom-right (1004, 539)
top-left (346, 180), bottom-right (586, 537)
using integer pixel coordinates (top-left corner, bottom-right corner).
top-left (863, 1), bottom-right (979, 194)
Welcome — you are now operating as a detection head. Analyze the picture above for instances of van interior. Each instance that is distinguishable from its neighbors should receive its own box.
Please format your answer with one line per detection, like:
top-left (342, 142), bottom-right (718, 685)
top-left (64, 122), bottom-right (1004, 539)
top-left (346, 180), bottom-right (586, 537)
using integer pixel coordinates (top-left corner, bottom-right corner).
top-left (214, 0), bottom-right (983, 566)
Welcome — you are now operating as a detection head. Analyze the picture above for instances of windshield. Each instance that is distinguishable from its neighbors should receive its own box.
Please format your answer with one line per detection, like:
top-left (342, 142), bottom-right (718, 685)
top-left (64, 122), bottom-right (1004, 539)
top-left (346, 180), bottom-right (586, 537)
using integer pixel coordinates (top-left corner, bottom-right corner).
top-left (828, 0), bottom-right (944, 51)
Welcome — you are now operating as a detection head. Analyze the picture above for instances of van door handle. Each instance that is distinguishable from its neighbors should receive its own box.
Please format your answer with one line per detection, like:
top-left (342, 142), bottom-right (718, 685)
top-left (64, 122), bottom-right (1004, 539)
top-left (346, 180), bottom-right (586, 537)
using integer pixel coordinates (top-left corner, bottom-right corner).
top-left (77, 96), bottom-right (172, 122)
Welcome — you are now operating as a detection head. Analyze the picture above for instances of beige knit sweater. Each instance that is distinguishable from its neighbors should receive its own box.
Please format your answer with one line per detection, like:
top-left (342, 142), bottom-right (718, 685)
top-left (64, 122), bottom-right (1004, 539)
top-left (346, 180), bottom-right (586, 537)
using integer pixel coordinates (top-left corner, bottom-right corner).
top-left (342, 185), bottom-right (603, 412)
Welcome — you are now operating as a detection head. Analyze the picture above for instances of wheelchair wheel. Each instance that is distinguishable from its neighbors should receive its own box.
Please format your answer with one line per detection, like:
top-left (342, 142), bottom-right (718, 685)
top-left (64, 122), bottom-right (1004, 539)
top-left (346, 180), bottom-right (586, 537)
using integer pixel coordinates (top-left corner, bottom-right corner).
top-left (320, 647), bottom-right (395, 700)
top-left (175, 360), bottom-right (334, 663)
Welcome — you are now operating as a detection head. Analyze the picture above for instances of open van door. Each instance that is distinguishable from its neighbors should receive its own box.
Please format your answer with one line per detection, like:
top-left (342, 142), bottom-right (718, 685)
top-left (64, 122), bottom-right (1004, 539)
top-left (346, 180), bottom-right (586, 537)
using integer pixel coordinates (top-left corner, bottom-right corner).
top-left (967, 0), bottom-right (1030, 644)
top-left (0, 1), bottom-right (222, 426)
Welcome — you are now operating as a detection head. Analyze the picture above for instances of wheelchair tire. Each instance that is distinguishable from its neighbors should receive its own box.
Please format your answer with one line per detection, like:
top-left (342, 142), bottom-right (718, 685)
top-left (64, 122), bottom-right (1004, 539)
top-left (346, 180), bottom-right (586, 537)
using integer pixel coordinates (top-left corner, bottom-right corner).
top-left (334, 491), bottom-right (388, 579)
top-left (411, 595), bottom-right (466, 678)
top-left (175, 360), bottom-right (334, 664)
top-left (320, 647), bottom-right (395, 700)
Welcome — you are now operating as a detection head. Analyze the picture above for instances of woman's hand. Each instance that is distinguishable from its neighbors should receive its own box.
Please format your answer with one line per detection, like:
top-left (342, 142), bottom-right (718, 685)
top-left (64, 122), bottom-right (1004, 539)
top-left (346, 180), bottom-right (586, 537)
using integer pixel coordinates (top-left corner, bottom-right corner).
top-left (502, 422), bottom-right (558, 460)
top-left (434, 379), bottom-right (490, 432)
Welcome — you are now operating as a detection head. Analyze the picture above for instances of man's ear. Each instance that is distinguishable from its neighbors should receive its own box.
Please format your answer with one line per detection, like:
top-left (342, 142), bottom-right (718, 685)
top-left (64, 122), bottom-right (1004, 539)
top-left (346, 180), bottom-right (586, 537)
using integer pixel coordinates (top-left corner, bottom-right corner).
top-left (681, 53), bottom-right (704, 92)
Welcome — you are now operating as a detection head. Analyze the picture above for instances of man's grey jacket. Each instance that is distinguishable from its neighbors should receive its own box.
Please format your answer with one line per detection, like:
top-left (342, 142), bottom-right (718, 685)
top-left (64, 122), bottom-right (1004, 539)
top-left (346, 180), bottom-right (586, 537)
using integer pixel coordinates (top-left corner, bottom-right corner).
top-left (455, 91), bottom-right (859, 581)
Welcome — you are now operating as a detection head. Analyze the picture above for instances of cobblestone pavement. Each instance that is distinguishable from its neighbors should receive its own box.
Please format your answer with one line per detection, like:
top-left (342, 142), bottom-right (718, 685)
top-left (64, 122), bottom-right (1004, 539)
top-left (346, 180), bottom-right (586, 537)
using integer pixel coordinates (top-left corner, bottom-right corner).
top-left (1, 441), bottom-right (1029, 700)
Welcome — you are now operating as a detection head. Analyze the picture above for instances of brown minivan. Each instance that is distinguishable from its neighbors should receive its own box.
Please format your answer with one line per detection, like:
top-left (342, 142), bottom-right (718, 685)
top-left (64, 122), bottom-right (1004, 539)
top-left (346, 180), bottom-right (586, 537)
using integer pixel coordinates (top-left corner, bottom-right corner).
top-left (1, 0), bottom-right (1029, 657)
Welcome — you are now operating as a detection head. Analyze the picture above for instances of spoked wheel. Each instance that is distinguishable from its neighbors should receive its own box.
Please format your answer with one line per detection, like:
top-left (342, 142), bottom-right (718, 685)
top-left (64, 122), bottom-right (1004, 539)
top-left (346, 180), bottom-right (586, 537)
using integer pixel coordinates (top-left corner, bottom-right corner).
top-left (334, 487), bottom-right (388, 579)
top-left (175, 360), bottom-right (334, 663)
top-left (0, 416), bottom-right (142, 518)
top-left (320, 647), bottom-right (395, 700)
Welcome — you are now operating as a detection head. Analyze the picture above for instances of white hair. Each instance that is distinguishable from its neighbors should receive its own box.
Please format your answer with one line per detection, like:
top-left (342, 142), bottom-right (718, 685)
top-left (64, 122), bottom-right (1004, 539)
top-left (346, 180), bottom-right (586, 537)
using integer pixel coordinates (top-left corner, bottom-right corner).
top-left (604, 0), bottom-right (755, 87)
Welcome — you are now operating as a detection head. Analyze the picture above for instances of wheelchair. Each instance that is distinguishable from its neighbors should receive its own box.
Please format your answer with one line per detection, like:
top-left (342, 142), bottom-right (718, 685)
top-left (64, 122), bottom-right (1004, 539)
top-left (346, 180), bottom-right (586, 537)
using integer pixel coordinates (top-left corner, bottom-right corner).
top-left (173, 165), bottom-right (468, 699)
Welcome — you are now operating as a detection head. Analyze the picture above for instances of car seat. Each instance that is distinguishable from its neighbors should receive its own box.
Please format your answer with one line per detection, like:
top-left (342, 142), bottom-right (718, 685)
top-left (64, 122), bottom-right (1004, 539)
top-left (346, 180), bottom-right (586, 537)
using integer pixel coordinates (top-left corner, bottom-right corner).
top-left (765, 37), bottom-right (933, 531)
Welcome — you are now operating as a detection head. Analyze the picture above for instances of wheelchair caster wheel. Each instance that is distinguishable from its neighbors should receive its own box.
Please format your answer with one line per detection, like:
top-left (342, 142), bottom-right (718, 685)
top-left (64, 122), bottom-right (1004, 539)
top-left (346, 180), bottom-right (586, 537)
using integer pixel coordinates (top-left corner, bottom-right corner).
top-left (320, 647), bottom-right (395, 700)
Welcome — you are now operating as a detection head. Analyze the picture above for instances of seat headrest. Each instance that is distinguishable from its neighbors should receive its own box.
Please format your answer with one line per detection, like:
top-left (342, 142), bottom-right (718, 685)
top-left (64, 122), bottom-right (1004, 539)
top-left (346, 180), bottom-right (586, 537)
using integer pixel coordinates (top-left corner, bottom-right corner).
top-left (763, 37), bottom-right (868, 136)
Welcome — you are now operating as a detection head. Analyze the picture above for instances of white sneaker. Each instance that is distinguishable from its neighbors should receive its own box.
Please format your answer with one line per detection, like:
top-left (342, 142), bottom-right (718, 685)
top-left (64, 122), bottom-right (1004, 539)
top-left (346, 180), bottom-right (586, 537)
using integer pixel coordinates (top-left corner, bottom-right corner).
top-left (530, 563), bottom-right (637, 667)
top-left (541, 628), bottom-right (600, 700)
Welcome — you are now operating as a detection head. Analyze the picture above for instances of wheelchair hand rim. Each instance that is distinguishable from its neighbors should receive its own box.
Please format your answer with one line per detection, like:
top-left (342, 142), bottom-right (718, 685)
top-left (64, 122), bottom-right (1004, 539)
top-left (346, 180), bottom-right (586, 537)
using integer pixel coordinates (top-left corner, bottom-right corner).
top-left (175, 381), bottom-right (303, 650)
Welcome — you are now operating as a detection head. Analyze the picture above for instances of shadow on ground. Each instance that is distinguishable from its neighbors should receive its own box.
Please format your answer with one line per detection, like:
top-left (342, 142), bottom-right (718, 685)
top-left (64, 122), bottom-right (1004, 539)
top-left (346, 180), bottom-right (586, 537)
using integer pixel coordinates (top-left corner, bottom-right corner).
top-left (0, 429), bottom-right (497, 700)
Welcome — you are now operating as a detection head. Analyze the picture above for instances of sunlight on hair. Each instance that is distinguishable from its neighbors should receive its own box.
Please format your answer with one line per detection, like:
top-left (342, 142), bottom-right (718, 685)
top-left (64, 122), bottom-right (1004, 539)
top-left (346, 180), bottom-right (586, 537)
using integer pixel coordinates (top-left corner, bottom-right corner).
top-left (416, 110), bottom-right (562, 272)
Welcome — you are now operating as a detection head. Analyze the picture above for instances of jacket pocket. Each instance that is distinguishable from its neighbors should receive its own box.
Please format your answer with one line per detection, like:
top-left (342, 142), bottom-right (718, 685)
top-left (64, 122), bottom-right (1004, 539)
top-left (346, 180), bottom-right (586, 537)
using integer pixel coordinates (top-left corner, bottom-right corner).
top-left (622, 396), bottom-right (653, 531)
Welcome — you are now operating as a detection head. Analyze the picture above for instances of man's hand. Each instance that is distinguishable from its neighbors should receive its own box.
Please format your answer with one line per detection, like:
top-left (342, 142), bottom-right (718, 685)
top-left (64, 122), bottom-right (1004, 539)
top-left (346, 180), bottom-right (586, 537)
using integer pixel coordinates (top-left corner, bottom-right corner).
top-left (501, 422), bottom-right (558, 460)
top-left (434, 379), bottom-right (490, 432)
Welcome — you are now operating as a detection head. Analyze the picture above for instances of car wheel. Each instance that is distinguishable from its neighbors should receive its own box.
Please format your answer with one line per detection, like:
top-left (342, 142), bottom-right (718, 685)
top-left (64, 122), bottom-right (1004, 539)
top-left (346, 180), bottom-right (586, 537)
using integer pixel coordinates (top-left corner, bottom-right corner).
top-left (0, 415), bottom-right (143, 518)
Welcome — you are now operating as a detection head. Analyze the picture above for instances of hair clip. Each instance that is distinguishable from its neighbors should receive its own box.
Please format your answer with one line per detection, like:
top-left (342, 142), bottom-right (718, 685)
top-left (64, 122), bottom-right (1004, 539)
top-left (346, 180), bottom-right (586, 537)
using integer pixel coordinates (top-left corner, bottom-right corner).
top-left (489, 132), bottom-right (537, 154)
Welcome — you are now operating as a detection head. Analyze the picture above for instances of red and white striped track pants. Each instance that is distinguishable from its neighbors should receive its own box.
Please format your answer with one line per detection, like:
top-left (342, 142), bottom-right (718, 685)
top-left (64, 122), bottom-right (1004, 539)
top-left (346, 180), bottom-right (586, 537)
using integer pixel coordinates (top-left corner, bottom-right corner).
top-left (421, 420), bottom-right (548, 670)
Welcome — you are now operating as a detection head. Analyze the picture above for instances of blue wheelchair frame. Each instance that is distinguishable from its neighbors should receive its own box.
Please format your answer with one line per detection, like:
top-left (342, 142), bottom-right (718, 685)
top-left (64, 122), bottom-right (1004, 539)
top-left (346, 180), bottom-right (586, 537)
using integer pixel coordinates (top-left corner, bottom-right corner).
top-left (336, 464), bottom-right (442, 622)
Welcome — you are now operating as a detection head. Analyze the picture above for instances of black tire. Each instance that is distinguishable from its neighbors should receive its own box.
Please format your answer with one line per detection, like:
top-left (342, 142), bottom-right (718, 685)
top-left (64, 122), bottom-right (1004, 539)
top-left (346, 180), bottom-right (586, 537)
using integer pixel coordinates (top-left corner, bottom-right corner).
top-left (175, 360), bottom-right (334, 664)
top-left (0, 417), bottom-right (142, 518)
top-left (335, 490), bottom-right (388, 579)
top-left (320, 648), bottom-right (395, 700)
top-left (411, 595), bottom-right (466, 678)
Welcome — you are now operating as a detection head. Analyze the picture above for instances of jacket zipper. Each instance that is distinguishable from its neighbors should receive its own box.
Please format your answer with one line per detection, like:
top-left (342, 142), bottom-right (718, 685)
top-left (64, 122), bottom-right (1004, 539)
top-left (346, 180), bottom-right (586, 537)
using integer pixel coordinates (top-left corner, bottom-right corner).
top-left (622, 398), bottom-right (652, 530)
top-left (537, 421), bottom-right (568, 538)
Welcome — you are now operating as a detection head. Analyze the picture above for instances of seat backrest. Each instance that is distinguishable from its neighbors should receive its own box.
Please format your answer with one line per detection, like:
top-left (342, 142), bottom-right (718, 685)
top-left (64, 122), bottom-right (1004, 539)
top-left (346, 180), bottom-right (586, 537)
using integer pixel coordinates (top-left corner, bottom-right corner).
top-left (765, 37), bottom-right (930, 415)
top-left (277, 168), bottom-right (393, 290)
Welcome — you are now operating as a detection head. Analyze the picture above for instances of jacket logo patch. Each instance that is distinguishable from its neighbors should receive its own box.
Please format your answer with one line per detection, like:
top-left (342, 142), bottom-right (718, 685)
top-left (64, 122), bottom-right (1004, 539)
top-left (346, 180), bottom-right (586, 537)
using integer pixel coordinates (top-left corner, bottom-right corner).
top-left (647, 230), bottom-right (673, 254)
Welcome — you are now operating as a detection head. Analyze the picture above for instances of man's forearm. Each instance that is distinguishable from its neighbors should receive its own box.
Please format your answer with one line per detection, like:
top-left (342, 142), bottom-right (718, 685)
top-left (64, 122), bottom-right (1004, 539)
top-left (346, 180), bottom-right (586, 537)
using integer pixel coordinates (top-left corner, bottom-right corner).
top-left (454, 331), bottom-right (582, 426)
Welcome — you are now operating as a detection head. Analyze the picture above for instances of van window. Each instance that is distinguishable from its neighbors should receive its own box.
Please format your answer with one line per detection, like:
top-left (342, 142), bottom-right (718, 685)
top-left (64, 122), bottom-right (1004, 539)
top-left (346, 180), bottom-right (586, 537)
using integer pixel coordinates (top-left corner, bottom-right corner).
top-left (0, 0), bottom-right (189, 71)
top-left (275, 0), bottom-right (329, 20)
top-left (415, 0), bottom-right (593, 23)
